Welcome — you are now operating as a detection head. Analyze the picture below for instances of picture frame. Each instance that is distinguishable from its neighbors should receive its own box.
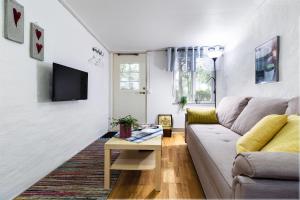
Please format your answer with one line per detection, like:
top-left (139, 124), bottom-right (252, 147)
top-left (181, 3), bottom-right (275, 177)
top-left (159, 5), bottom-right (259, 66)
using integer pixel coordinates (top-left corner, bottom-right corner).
top-left (255, 36), bottom-right (280, 84)
top-left (4, 0), bottom-right (24, 43)
top-left (30, 23), bottom-right (44, 61)
top-left (158, 114), bottom-right (173, 128)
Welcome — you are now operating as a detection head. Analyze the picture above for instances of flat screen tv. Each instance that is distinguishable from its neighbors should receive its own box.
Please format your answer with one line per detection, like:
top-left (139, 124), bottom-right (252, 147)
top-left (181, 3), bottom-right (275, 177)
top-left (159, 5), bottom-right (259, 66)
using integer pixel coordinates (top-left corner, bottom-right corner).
top-left (52, 63), bottom-right (88, 101)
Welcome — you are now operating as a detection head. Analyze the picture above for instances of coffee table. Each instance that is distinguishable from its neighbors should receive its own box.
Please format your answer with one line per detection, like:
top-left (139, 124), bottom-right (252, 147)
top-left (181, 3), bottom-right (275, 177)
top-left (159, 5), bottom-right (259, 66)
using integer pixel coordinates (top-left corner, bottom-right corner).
top-left (104, 135), bottom-right (162, 191)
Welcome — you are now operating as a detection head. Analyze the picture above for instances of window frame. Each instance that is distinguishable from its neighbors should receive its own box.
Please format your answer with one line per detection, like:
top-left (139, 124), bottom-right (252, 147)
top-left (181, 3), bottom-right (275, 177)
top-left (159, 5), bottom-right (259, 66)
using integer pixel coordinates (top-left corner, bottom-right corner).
top-left (119, 63), bottom-right (141, 91)
top-left (173, 57), bottom-right (215, 105)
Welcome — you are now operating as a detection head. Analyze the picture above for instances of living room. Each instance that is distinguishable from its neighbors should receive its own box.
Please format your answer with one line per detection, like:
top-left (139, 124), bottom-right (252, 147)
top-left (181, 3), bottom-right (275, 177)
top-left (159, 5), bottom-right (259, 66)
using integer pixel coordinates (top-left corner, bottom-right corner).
top-left (0, 0), bottom-right (299, 199)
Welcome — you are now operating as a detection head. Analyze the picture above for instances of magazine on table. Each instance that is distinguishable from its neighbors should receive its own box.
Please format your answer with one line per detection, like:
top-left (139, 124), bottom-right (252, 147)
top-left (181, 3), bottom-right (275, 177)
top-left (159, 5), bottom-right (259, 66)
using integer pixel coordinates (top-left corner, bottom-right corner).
top-left (115, 126), bottom-right (163, 143)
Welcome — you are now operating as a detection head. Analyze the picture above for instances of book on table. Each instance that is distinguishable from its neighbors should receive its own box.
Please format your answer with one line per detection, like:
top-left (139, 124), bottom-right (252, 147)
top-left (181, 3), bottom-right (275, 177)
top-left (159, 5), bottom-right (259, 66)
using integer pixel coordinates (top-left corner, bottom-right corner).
top-left (115, 126), bottom-right (163, 143)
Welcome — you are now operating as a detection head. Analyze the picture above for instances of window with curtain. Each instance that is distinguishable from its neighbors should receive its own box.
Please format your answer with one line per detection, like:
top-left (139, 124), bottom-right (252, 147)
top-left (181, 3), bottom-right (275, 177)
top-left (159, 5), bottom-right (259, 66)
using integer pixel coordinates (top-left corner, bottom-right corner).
top-left (167, 47), bottom-right (215, 104)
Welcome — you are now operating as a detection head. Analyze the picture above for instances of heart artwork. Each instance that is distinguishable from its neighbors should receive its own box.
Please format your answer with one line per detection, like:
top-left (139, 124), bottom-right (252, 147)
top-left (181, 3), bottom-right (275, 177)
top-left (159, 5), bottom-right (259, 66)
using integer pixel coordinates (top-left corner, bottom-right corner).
top-left (35, 29), bottom-right (42, 40)
top-left (30, 23), bottom-right (44, 60)
top-left (36, 43), bottom-right (43, 54)
top-left (13, 8), bottom-right (21, 27)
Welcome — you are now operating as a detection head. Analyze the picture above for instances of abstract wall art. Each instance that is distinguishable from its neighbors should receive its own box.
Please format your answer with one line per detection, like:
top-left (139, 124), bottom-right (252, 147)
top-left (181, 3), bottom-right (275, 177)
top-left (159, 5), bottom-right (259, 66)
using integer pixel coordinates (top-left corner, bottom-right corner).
top-left (255, 36), bottom-right (280, 84)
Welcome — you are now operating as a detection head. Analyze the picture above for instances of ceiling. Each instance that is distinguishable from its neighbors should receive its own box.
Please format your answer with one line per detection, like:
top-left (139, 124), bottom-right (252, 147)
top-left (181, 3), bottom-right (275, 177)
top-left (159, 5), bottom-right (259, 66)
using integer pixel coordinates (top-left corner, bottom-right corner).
top-left (61, 0), bottom-right (266, 52)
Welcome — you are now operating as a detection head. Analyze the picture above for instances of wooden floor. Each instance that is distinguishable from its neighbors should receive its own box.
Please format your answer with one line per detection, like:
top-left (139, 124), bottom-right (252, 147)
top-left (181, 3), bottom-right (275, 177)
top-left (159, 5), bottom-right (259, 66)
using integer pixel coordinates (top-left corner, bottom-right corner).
top-left (108, 133), bottom-right (205, 199)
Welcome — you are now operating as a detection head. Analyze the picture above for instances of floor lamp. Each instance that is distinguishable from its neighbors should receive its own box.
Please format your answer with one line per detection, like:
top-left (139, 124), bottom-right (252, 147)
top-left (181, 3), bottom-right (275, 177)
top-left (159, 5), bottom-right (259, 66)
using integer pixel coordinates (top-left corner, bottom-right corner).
top-left (208, 45), bottom-right (224, 108)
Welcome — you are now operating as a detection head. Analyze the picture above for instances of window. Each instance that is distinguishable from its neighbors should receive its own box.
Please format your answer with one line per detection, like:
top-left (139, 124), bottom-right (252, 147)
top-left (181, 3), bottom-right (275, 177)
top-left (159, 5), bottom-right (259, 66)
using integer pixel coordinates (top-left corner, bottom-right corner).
top-left (174, 57), bottom-right (214, 104)
top-left (120, 64), bottom-right (140, 90)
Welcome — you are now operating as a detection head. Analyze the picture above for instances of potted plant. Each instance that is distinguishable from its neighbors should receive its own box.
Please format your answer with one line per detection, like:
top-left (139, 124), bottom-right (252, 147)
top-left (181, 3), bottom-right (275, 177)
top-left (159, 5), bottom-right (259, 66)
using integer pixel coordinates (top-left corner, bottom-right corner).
top-left (179, 96), bottom-right (188, 110)
top-left (111, 115), bottom-right (138, 138)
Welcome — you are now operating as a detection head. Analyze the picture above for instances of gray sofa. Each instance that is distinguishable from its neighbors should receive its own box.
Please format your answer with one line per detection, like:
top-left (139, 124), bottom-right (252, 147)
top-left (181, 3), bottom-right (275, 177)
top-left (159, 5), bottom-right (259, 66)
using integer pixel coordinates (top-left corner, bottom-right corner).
top-left (186, 96), bottom-right (299, 199)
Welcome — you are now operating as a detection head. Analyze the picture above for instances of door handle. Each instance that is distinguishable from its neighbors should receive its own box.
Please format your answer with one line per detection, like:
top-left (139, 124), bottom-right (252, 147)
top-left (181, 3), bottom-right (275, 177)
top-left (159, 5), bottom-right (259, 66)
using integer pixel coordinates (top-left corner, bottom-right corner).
top-left (139, 91), bottom-right (146, 94)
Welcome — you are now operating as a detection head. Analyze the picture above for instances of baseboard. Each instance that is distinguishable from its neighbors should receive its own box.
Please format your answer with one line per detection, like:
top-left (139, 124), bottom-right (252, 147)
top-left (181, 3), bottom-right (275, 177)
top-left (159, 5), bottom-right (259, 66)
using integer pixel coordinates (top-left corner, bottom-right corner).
top-left (172, 128), bottom-right (185, 132)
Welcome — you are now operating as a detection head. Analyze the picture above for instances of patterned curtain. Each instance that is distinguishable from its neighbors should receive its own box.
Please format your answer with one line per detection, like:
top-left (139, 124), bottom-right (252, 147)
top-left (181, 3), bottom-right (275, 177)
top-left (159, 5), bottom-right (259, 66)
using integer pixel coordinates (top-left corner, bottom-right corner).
top-left (167, 47), bottom-right (209, 72)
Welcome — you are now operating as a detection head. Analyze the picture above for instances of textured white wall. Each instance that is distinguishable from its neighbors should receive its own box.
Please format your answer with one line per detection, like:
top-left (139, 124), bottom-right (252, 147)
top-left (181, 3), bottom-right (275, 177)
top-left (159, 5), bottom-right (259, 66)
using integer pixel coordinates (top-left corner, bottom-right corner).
top-left (220, 0), bottom-right (300, 99)
top-left (0, 0), bottom-right (109, 199)
top-left (146, 51), bottom-right (212, 128)
top-left (147, 0), bottom-right (300, 127)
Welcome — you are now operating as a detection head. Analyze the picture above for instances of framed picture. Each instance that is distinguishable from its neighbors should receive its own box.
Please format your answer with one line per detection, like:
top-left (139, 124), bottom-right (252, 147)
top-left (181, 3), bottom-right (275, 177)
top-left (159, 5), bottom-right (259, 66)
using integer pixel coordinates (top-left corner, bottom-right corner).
top-left (30, 23), bottom-right (44, 61)
top-left (158, 114), bottom-right (173, 128)
top-left (255, 36), bottom-right (280, 84)
top-left (4, 0), bottom-right (24, 43)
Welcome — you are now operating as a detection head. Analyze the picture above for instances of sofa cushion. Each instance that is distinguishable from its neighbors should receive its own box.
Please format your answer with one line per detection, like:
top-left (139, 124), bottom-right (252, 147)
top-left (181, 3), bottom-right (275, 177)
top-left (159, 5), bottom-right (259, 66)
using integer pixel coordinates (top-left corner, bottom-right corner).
top-left (286, 97), bottom-right (300, 115)
top-left (187, 124), bottom-right (240, 198)
top-left (236, 115), bottom-right (288, 153)
top-left (262, 115), bottom-right (300, 152)
top-left (187, 108), bottom-right (218, 124)
top-left (217, 96), bottom-right (251, 128)
top-left (231, 97), bottom-right (288, 135)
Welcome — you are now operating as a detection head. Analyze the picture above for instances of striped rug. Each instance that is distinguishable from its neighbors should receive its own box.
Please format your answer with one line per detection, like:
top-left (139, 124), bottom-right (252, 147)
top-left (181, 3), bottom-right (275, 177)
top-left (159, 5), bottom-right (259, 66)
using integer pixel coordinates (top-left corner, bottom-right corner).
top-left (15, 138), bottom-right (120, 200)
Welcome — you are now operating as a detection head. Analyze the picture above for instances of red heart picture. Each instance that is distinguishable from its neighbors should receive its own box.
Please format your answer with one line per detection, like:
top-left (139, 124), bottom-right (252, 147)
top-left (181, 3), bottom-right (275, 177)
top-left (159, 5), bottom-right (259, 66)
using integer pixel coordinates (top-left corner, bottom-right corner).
top-left (35, 29), bottom-right (42, 40)
top-left (36, 43), bottom-right (43, 54)
top-left (13, 8), bottom-right (22, 27)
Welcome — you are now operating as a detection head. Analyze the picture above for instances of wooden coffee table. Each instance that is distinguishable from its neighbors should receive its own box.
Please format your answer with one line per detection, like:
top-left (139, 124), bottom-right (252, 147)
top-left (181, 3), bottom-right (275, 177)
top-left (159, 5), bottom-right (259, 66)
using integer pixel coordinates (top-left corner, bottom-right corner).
top-left (104, 135), bottom-right (162, 191)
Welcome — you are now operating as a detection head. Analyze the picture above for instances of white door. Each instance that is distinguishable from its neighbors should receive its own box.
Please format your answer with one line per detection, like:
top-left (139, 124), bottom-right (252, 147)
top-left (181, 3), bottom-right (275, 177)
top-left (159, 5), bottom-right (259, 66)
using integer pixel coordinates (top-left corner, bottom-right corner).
top-left (113, 54), bottom-right (147, 124)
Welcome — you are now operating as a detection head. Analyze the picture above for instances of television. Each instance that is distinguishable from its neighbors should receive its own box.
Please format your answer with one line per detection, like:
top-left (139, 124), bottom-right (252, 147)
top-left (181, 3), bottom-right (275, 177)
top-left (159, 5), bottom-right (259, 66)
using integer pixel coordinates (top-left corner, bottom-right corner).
top-left (52, 63), bottom-right (88, 101)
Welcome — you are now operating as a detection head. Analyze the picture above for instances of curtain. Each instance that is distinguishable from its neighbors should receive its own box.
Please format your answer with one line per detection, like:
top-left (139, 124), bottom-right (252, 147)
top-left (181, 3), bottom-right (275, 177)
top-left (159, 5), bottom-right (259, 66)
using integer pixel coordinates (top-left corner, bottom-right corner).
top-left (167, 47), bottom-right (209, 72)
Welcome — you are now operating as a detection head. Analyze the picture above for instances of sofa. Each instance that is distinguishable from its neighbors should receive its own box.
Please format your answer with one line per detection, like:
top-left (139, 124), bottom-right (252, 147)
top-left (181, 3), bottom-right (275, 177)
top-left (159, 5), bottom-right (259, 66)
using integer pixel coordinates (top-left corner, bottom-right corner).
top-left (185, 96), bottom-right (299, 199)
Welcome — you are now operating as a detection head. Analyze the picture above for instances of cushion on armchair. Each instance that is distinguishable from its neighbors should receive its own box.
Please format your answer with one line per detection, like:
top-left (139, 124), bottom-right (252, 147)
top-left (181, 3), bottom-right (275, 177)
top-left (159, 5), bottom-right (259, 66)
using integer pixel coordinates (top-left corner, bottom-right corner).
top-left (217, 96), bottom-right (251, 128)
top-left (187, 108), bottom-right (218, 124)
top-left (232, 152), bottom-right (299, 180)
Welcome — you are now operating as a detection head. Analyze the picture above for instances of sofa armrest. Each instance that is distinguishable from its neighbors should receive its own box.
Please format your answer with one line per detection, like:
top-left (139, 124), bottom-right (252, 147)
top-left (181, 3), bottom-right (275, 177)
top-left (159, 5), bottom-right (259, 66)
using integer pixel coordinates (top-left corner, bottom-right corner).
top-left (232, 175), bottom-right (299, 199)
top-left (232, 152), bottom-right (299, 180)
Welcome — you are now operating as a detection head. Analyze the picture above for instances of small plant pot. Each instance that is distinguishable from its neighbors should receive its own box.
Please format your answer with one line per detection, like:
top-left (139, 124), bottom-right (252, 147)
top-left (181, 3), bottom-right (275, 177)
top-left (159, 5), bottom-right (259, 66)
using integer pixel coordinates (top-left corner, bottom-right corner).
top-left (119, 124), bottom-right (132, 138)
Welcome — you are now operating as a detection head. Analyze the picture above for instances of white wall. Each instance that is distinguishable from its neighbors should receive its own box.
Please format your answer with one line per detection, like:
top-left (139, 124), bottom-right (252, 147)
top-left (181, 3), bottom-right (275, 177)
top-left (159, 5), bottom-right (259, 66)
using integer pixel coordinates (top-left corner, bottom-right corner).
top-left (0, 0), bottom-right (109, 199)
top-left (219, 0), bottom-right (300, 99)
top-left (147, 0), bottom-right (300, 127)
top-left (146, 51), bottom-right (212, 128)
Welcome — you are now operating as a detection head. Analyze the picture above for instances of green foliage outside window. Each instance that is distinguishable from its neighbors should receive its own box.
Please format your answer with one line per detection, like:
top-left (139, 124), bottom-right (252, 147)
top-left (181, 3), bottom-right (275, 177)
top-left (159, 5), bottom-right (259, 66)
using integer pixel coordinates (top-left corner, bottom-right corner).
top-left (174, 57), bottom-right (214, 104)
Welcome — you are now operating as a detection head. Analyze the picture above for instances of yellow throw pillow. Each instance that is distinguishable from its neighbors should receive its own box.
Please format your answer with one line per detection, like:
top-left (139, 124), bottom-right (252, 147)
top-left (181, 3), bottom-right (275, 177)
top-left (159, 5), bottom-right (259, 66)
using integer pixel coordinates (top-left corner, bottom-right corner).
top-left (261, 115), bottom-right (300, 152)
top-left (187, 108), bottom-right (218, 124)
top-left (236, 115), bottom-right (288, 154)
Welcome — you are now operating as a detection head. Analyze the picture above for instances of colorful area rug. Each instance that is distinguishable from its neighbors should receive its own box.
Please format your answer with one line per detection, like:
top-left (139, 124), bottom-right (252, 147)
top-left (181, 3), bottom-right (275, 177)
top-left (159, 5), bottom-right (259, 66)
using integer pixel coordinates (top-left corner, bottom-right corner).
top-left (15, 138), bottom-right (120, 200)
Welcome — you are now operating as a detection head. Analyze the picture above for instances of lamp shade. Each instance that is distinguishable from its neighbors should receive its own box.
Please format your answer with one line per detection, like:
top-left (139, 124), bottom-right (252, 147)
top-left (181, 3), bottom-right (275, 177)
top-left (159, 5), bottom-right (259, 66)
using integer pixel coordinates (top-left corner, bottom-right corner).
top-left (208, 45), bottom-right (224, 59)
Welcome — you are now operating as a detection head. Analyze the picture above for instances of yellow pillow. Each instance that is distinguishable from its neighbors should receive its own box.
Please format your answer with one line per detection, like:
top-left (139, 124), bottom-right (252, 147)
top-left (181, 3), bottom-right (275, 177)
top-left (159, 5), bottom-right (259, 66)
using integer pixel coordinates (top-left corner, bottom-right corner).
top-left (261, 115), bottom-right (300, 152)
top-left (236, 115), bottom-right (288, 154)
top-left (187, 108), bottom-right (218, 124)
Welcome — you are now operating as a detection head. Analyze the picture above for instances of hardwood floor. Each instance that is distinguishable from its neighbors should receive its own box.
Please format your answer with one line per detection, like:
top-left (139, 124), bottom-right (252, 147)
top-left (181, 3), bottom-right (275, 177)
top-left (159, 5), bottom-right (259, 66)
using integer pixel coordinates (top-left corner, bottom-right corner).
top-left (108, 132), bottom-right (205, 199)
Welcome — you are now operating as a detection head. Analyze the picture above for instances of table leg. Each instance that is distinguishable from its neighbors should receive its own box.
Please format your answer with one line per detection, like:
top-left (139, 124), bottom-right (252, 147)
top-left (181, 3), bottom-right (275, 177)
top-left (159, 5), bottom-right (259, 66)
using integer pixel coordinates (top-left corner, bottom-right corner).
top-left (155, 149), bottom-right (161, 191)
top-left (104, 149), bottom-right (111, 189)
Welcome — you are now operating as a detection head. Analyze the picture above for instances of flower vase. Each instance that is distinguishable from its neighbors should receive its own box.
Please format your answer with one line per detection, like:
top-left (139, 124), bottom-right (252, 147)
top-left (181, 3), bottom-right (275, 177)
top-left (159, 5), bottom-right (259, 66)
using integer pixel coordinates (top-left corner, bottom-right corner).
top-left (119, 124), bottom-right (132, 138)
